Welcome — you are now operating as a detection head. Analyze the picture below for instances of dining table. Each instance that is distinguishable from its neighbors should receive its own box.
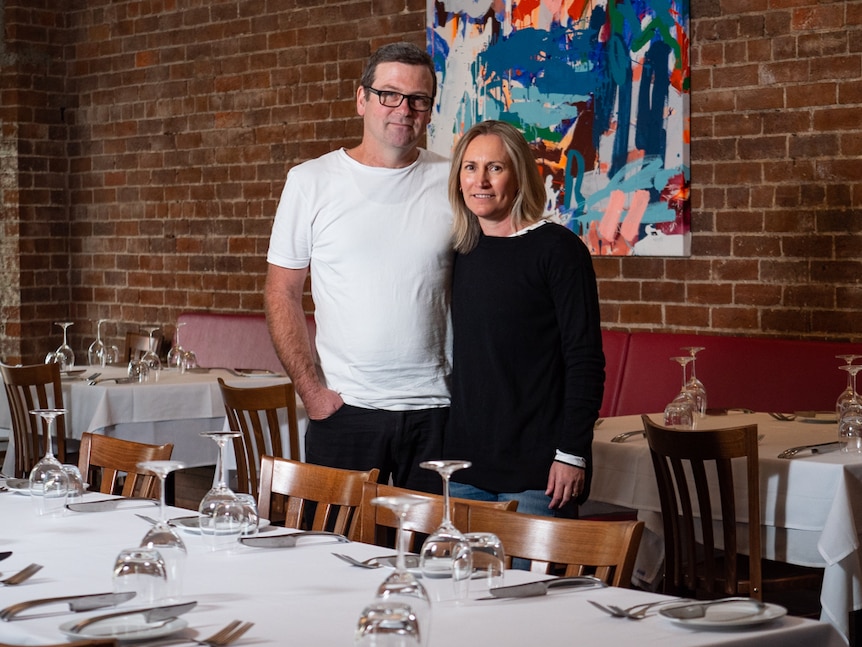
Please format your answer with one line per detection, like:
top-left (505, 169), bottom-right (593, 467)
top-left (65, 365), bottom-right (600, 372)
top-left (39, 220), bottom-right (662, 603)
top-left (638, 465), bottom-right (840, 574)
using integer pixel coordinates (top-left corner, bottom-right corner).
top-left (589, 411), bottom-right (862, 644)
top-left (0, 365), bottom-right (308, 476)
top-left (0, 486), bottom-right (845, 646)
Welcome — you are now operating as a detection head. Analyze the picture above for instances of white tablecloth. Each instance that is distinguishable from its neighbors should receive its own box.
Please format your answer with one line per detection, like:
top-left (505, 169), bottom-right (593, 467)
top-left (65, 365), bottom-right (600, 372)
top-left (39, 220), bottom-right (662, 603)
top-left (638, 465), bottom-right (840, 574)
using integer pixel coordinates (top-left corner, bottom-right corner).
top-left (0, 491), bottom-right (844, 646)
top-left (590, 412), bottom-right (862, 643)
top-left (0, 366), bottom-right (307, 474)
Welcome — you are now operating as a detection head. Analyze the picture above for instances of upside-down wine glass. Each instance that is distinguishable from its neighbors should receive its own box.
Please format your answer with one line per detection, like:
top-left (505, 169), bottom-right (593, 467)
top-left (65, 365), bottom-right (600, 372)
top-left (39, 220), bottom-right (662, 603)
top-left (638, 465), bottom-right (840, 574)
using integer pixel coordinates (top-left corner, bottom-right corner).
top-left (418, 460), bottom-right (473, 599)
top-left (28, 408), bottom-right (70, 515)
top-left (88, 319), bottom-right (108, 366)
top-left (141, 326), bottom-right (162, 380)
top-left (681, 346), bottom-right (707, 416)
top-left (198, 431), bottom-right (241, 518)
top-left (166, 322), bottom-right (186, 370)
top-left (664, 356), bottom-right (696, 429)
top-left (838, 365), bottom-right (862, 453)
top-left (138, 460), bottom-right (187, 600)
top-left (54, 322), bottom-right (76, 369)
top-left (836, 355), bottom-right (862, 419)
top-left (367, 494), bottom-right (432, 647)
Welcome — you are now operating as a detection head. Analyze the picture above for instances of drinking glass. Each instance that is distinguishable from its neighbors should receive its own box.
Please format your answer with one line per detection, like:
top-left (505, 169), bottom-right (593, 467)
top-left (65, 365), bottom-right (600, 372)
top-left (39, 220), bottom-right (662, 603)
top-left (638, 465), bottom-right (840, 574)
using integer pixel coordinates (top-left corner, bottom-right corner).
top-left (88, 319), bottom-right (107, 367)
top-left (127, 359), bottom-right (149, 383)
top-left (44, 350), bottom-right (67, 371)
top-left (355, 601), bottom-right (421, 647)
top-left (140, 326), bottom-right (162, 381)
top-left (28, 408), bottom-right (70, 516)
top-left (839, 401), bottom-right (862, 454)
top-left (112, 548), bottom-right (167, 604)
top-left (664, 356), bottom-right (695, 429)
top-left (418, 460), bottom-right (473, 598)
top-left (139, 460), bottom-right (188, 600)
top-left (681, 346), bottom-right (707, 416)
top-left (198, 431), bottom-right (241, 518)
top-left (180, 350), bottom-right (198, 374)
top-left (369, 495), bottom-right (432, 647)
top-left (166, 322), bottom-right (187, 370)
top-left (836, 355), bottom-right (862, 418)
top-left (54, 322), bottom-right (76, 369)
top-left (204, 498), bottom-right (248, 552)
top-left (62, 464), bottom-right (86, 507)
top-left (465, 532), bottom-right (505, 591)
top-left (235, 492), bottom-right (260, 536)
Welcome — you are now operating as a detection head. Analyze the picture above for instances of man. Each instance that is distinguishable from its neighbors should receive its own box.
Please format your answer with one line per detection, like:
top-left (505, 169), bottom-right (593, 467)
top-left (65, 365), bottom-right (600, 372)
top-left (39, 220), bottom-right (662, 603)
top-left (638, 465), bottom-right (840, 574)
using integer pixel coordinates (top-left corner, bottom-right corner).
top-left (265, 42), bottom-right (452, 493)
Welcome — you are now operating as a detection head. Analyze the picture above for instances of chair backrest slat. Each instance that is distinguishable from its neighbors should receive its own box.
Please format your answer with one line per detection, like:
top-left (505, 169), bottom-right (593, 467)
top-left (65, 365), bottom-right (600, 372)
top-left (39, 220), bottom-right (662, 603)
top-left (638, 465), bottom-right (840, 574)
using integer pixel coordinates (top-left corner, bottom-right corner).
top-left (642, 414), bottom-right (761, 599)
top-left (77, 432), bottom-right (174, 498)
top-left (257, 455), bottom-right (378, 536)
top-left (461, 505), bottom-right (644, 585)
top-left (218, 378), bottom-right (298, 500)
top-left (356, 482), bottom-right (518, 552)
top-left (1, 363), bottom-right (68, 477)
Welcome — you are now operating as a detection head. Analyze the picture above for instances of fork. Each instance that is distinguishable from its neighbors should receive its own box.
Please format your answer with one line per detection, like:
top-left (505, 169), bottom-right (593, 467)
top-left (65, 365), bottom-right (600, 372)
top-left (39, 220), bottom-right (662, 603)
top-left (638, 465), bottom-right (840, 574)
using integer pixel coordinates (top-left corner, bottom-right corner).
top-left (768, 412), bottom-right (796, 421)
top-left (151, 620), bottom-right (254, 646)
top-left (0, 563), bottom-right (43, 586)
top-left (332, 552), bottom-right (384, 569)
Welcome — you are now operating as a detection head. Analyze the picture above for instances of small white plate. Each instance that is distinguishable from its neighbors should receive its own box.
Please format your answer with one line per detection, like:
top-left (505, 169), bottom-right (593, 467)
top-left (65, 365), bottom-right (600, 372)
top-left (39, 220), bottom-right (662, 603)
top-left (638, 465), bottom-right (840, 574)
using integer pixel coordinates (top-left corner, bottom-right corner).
top-left (660, 601), bottom-right (787, 627)
top-left (795, 411), bottom-right (837, 424)
top-left (60, 616), bottom-right (187, 641)
top-left (5, 478), bottom-right (31, 494)
top-left (172, 516), bottom-right (271, 535)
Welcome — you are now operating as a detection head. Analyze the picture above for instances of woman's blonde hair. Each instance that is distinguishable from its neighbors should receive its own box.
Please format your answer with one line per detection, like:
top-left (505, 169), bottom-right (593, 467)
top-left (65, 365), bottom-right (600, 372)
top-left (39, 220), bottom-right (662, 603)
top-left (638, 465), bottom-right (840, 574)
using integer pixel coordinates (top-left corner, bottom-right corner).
top-left (449, 120), bottom-right (547, 253)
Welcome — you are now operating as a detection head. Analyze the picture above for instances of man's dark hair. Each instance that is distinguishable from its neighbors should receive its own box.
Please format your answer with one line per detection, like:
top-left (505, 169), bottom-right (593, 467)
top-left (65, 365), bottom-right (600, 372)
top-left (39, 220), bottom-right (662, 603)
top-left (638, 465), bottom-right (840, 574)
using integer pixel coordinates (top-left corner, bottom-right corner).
top-left (359, 42), bottom-right (437, 99)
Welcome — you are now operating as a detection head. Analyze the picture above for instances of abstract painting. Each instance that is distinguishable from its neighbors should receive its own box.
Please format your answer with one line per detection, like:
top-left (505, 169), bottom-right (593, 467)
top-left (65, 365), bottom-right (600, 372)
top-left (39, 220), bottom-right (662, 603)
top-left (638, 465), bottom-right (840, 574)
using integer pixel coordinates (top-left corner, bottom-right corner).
top-left (427, 0), bottom-right (691, 256)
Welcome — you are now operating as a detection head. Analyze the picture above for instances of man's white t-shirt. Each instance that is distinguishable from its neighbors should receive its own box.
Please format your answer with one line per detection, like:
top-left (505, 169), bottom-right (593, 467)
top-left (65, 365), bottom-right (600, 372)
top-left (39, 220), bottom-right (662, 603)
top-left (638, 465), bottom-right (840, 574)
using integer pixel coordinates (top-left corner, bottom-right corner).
top-left (267, 148), bottom-right (453, 410)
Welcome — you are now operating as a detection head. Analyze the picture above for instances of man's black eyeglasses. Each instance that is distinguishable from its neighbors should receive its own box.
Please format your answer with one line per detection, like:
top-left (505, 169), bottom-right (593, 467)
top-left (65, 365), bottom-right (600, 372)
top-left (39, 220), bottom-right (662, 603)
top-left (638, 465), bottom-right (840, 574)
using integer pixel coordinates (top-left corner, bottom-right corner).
top-left (365, 87), bottom-right (434, 112)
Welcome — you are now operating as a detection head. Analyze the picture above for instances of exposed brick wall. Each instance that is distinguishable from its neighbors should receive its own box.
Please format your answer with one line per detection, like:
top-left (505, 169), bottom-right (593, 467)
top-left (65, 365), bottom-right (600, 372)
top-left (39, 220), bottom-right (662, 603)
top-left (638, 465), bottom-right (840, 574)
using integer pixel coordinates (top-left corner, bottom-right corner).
top-left (1, 0), bottom-right (860, 365)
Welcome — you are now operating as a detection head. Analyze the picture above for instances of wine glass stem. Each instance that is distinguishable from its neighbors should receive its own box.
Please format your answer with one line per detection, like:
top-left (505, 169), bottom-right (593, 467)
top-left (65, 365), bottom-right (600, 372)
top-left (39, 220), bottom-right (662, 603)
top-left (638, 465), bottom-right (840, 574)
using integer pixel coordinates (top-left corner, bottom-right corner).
top-left (159, 474), bottom-right (168, 522)
top-left (680, 362), bottom-right (687, 391)
top-left (215, 440), bottom-right (228, 489)
top-left (396, 512), bottom-right (408, 573)
top-left (852, 371), bottom-right (858, 398)
top-left (441, 474), bottom-right (452, 526)
top-left (45, 417), bottom-right (56, 459)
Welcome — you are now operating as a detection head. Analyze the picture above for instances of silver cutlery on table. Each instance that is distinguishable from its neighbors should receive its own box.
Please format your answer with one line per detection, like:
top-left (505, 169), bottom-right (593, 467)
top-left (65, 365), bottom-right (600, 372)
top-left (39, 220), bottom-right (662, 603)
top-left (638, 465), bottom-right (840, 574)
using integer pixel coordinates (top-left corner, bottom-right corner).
top-left (332, 553), bottom-right (384, 569)
top-left (66, 600), bottom-right (197, 634)
top-left (589, 597), bottom-right (694, 619)
top-left (148, 619), bottom-right (254, 647)
top-left (768, 412), bottom-right (797, 421)
top-left (610, 430), bottom-right (645, 443)
top-left (658, 597), bottom-right (767, 620)
top-left (0, 590), bottom-right (136, 621)
top-left (240, 531), bottom-right (348, 548)
top-left (88, 376), bottom-right (133, 385)
top-left (480, 575), bottom-right (606, 599)
top-left (0, 563), bottom-right (43, 586)
top-left (66, 497), bottom-right (158, 512)
top-left (778, 441), bottom-right (843, 459)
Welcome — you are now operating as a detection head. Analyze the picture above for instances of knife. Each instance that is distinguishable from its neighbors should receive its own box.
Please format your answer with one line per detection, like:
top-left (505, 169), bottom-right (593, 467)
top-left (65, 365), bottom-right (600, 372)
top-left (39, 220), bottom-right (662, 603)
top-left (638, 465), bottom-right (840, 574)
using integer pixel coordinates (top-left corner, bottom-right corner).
top-left (610, 430), bottom-right (645, 443)
top-left (66, 497), bottom-right (159, 512)
top-left (777, 441), bottom-right (843, 459)
top-left (240, 530), bottom-right (349, 548)
top-left (0, 591), bottom-right (136, 621)
top-left (66, 600), bottom-right (197, 634)
top-left (482, 575), bottom-right (607, 599)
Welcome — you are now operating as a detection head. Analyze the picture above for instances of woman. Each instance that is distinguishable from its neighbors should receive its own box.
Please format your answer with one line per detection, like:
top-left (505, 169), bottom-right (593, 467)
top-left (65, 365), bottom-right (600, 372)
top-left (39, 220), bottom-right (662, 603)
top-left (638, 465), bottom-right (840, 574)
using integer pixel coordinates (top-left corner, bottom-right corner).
top-left (444, 120), bottom-right (605, 516)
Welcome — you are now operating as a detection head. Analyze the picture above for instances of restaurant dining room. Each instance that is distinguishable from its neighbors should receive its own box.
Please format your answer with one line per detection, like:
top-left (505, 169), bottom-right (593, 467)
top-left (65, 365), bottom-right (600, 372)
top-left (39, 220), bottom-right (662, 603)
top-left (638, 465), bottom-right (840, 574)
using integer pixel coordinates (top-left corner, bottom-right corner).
top-left (1, 0), bottom-right (861, 646)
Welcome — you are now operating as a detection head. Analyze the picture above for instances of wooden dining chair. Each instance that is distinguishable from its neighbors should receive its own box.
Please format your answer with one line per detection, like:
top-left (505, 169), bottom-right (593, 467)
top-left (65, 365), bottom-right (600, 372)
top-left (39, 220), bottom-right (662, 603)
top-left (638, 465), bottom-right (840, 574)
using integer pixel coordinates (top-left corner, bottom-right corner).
top-left (460, 504), bottom-right (644, 585)
top-left (641, 414), bottom-right (823, 604)
top-left (217, 377), bottom-right (300, 500)
top-left (256, 455), bottom-right (378, 534)
top-left (355, 482), bottom-right (518, 550)
top-left (77, 432), bottom-right (174, 498)
top-left (1, 362), bottom-right (73, 477)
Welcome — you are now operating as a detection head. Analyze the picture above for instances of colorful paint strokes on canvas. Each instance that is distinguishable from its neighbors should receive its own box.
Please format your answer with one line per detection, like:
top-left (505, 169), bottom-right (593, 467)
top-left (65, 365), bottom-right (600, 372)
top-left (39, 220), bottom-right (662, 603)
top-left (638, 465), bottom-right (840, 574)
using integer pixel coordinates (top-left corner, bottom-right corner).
top-left (427, 0), bottom-right (691, 256)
